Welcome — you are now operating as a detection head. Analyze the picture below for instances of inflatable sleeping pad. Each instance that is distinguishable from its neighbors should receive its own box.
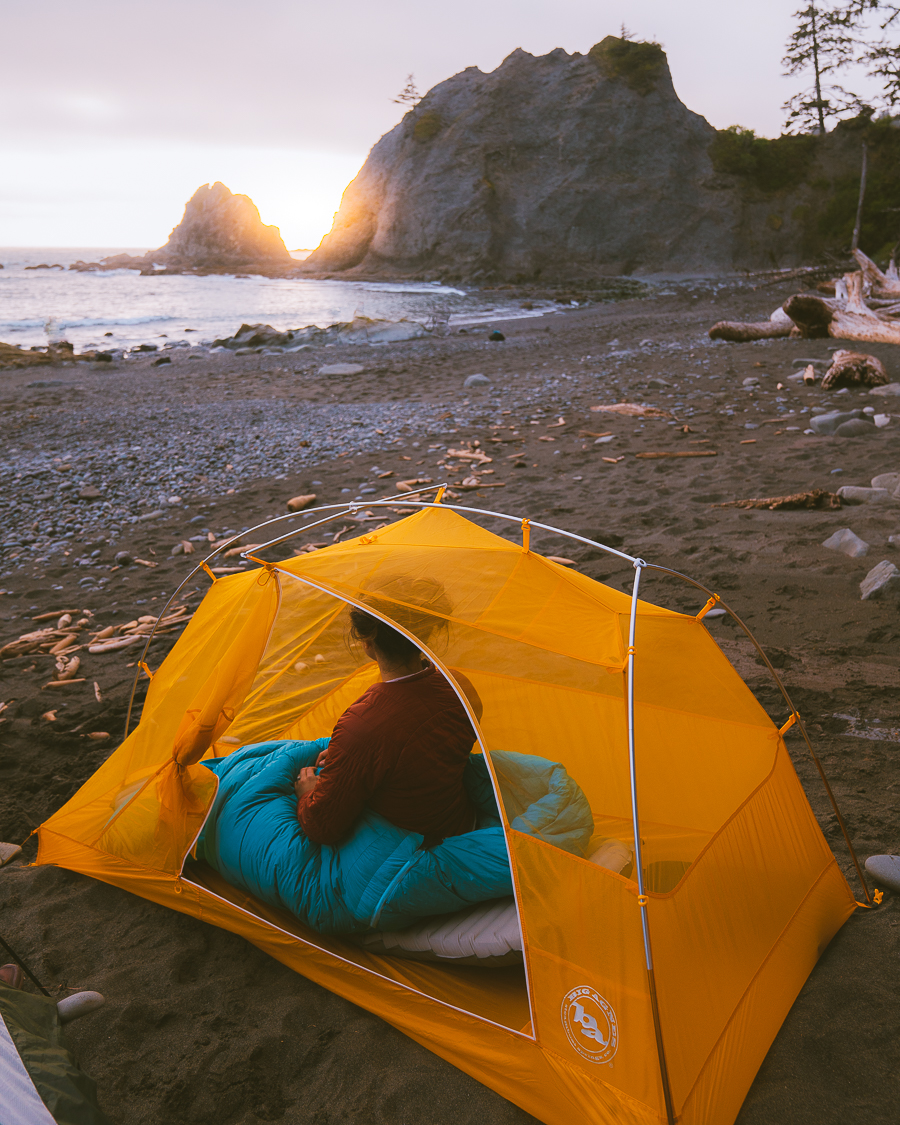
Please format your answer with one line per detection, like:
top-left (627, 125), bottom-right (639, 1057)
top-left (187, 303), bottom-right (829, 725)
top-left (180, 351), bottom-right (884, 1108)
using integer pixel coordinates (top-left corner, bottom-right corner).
top-left (196, 740), bottom-right (593, 935)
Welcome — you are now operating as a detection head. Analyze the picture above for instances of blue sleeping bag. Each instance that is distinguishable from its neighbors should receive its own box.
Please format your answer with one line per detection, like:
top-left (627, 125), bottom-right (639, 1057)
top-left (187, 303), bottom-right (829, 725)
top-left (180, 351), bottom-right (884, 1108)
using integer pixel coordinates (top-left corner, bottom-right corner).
top-left (195, 740), bottom-right (593, 935)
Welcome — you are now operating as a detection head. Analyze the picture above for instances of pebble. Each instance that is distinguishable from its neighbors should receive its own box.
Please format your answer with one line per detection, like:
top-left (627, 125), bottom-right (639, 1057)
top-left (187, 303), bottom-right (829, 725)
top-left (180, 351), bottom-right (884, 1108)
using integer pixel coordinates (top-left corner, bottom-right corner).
top-left (836, 486), bottom-right (890, 504)
top-left (647, 378), bottom-right (669, 388)
top-left (77, 485), bottom-right (101, 500)
top-left (869, 383), bottom-right (900, 396)
top-left (742, 377), bottom-right (760, 386)
top-left (464, 374), bottom-right (491, 387)
top-left (286, 493), bottom-right (317, 512)
top-left (2, 394), bottom-right (472, 574)
top-left (872, 472), bottom-right (900, 493)
top-left (114, 550), bottom-right (133, 566)
top-left (488, 331), bottom-right (505, 341)
top-left (594, 436), bottom-right (615, 444)
top-left (317, 364), bottom-right (365, 376)
top-left (860, 559), bottom-right (900, 600)
top-left (152, 356), bottom-right (172, 366)
top-left (822, 528), bottom-right (869, 557)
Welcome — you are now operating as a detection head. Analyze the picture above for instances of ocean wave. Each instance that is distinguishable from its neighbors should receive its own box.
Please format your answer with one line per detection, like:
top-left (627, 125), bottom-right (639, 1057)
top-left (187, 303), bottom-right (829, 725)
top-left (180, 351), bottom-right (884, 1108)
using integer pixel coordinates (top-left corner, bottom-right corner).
top-left (0, 313), bottom-right (175, 331)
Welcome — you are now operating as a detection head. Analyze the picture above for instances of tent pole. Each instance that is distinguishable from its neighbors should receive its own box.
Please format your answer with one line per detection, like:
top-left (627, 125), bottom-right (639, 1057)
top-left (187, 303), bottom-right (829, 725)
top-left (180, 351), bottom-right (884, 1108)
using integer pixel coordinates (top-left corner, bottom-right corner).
top-left (626, 560), bottom-right (677, 1125)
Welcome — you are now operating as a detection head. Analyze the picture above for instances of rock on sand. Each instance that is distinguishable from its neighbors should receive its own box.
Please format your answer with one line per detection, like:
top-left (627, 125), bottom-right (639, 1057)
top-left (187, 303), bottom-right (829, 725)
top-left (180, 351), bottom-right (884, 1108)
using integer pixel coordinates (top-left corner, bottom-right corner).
top-left (860, 560), bottom-right (900, 600)
top-left (822, 528), bottom-right (869, 557)
top-left (318, 364), bottom-right (365, 376)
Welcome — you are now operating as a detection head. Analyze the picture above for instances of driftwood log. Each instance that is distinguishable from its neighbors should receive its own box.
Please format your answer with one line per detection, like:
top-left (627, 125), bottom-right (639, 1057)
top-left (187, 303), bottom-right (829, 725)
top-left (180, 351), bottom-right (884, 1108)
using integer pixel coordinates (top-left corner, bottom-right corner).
top-left (716, 489), bottom-right (841, 511)
top-left (783, 292), bottom-right (900, 344)
top-left (821, 349), bottom-right (889, 389)
top-left (708, 320), bottom-right (795, 342)
top-left (854, 248), bottom-right (900, 298)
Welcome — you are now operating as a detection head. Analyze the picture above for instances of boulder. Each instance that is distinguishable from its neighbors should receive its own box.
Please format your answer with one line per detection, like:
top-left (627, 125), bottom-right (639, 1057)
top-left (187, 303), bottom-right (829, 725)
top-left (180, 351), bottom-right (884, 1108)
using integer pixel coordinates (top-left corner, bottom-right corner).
top-left (809, 409), bottom-right (871, 435)
top-left (822, 528), bottom-right (869, 557)
top-left (213, 323), bottom-right (295, 350)
top-left (212, 316), bottom-right (426, 350)
top-left (835, 418), bottom-right (879, 437)
top-left (860, 559), bottom-right (900, 600)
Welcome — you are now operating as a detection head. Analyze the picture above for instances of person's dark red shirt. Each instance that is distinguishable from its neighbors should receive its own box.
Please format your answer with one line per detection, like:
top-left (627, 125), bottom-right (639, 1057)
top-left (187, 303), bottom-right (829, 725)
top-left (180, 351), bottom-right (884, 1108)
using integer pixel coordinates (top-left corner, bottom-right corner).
top-left (297, 665), bottom-right (476, 845)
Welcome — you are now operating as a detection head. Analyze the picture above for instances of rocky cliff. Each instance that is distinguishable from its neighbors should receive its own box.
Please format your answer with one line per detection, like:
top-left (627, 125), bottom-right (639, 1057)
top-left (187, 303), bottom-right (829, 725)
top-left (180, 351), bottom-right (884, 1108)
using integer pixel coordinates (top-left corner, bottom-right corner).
top-left (97, 182), bottom-right (293, 275)
top-left (306, 38), bottom-right (740, 280)
top-left (306, 37), bottom-right (899, 280)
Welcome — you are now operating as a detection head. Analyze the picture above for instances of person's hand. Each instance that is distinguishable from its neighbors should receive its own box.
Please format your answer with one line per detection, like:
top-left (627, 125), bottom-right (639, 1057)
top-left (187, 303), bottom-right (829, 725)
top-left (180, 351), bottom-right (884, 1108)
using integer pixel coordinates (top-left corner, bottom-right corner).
top-left (294, 767), bottom-right (319, 800)
top-left (315, 749), bottom-right (328, 767)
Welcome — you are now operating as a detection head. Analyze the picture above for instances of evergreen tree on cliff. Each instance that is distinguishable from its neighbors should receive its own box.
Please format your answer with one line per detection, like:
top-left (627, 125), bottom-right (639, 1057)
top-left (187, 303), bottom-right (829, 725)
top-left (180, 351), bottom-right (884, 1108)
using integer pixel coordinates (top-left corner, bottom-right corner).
top-left (844, 1), bottom-right (900, 106)
top-left (783, 2), bottom-right (861, 132)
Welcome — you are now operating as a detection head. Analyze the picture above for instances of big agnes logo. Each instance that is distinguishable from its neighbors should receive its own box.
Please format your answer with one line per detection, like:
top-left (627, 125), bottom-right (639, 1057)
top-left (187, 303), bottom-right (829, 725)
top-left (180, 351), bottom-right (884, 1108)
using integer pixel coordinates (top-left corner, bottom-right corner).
top-left (561, 986), bottom-right (619, 1064)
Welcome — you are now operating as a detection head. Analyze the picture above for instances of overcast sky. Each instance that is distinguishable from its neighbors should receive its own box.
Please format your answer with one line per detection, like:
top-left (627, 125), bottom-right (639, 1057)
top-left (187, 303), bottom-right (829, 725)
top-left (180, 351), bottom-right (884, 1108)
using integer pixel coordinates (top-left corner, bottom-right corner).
top-left (0, 0), bottom-right (872, 248)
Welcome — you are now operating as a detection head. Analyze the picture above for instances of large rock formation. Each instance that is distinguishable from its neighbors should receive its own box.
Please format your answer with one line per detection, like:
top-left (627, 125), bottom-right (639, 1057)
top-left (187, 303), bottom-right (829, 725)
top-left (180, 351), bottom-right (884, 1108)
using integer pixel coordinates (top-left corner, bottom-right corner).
top-left (160, 182), bottom-right (291, 267)
top-left (96, 183), bottom-right (294, 276)
top-left (306, 38), bottom-right (738, 280)
top-left (306, 37), bottom-right (898, 280)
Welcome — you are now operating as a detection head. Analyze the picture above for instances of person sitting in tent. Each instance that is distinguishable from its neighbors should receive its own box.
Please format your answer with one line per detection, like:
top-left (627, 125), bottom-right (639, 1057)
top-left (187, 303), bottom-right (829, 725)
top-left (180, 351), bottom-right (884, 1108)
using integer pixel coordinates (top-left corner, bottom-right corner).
top-left (294, 599), bottom-right (478, 848)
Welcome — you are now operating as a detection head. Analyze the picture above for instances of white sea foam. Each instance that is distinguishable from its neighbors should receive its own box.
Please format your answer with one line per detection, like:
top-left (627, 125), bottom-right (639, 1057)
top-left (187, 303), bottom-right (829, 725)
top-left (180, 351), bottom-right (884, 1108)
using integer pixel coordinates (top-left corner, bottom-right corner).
top-left (0, 247), bottom-right (544, 350)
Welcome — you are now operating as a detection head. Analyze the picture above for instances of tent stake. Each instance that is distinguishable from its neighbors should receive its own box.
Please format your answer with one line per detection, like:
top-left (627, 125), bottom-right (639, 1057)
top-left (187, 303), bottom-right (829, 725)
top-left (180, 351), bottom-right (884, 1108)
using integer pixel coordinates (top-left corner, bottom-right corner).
top-left (626, 560), bottom-right (677, 1125)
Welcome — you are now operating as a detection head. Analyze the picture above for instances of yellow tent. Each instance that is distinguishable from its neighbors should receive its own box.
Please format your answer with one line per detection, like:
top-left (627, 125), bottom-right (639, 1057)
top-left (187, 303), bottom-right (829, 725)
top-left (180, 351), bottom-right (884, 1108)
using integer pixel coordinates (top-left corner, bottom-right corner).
top-left (35, 504), bottom-right (862, 1125)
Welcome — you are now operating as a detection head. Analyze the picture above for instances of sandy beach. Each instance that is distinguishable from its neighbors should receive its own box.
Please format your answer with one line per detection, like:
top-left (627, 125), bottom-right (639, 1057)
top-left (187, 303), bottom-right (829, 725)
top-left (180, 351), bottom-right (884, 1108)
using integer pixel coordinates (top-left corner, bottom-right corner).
top-left (1, 282), bottom-right (899, 1124)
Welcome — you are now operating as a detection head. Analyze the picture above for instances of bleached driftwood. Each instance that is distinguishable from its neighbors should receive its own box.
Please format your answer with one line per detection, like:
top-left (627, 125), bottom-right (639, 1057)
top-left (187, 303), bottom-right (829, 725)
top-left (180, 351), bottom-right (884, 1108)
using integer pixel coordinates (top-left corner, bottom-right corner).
top-left (783, 293), bottom-right (900, 344)
top-left (853, 248), bottom-right (900, 297)
top-left (844, 271), bottom-right (875, 316)
top-left (708, 320), bottom-right (794, 341)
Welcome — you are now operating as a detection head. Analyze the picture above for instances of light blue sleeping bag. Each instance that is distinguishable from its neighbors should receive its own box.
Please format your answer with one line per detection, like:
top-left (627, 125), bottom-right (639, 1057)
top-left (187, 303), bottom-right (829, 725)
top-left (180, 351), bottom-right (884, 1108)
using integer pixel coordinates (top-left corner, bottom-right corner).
top-left (195, 740), bottom-right (593, 935)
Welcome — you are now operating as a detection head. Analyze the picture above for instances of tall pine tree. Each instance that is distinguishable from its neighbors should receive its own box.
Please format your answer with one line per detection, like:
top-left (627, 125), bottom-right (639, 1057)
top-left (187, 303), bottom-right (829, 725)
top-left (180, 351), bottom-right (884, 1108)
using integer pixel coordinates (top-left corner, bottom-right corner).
top-left (844, 1), bottom-right (900, 106)
top-left (783, 2), bottom-right (861, 132)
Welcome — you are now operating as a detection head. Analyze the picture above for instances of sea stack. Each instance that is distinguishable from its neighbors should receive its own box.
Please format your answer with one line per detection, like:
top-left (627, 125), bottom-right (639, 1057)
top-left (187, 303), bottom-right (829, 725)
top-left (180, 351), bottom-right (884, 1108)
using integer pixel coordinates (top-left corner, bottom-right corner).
top-left (98, 182), bottom-right (293, 275)
top-left (160, 182), bottom-right (291, 268)
top-left (306, 38), bottom-right (736, 281)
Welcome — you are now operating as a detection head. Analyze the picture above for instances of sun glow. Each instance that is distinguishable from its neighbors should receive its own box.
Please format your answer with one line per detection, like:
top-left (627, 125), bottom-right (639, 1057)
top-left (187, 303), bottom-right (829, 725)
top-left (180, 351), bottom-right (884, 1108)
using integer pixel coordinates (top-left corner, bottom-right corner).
top-left (0, 144), bottom-right (363, 249)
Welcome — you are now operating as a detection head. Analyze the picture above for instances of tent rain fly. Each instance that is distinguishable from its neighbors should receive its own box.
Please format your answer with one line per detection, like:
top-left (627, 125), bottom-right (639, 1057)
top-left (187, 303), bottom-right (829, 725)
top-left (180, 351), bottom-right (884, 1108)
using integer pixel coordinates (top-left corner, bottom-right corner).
top-left (35, 498), bottom-right (866, 1125)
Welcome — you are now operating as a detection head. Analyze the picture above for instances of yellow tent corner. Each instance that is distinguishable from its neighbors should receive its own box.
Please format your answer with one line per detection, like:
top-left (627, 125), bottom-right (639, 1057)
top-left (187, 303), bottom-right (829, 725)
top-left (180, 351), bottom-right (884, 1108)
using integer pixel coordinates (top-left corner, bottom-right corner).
top-left (36, 506), bottom-right (856, 1125)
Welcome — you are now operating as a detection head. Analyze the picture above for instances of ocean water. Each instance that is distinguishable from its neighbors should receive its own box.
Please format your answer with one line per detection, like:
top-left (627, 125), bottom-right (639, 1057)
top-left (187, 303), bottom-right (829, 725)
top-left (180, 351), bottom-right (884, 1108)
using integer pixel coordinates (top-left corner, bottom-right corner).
top-left (0, 248), bottom-right (546, 352)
